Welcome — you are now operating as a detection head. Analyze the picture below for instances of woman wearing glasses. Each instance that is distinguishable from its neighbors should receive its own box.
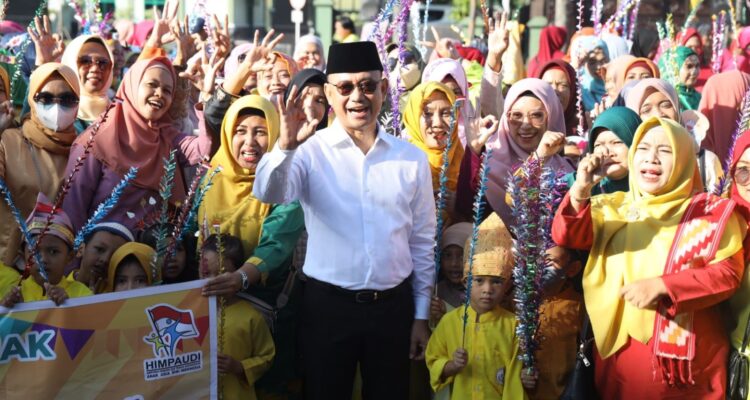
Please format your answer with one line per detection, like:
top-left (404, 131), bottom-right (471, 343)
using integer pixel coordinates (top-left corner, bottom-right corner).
top-left (0, 63), bottom-right (80, 268)
top-left (60, 35), bottom-right (114, 132)
top-left (455, 78), bottom-right (573, 226)
top-left (727, 131), bottom-right (750, 397)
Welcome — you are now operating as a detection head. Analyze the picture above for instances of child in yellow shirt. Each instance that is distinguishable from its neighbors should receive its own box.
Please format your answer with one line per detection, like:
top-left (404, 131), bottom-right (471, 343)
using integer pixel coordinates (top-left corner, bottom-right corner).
top-left (426, 213), bottom-right (532, 399)
top-left (2, 193), bottom-right (91, 307)
top-left (105, 242), bottom-right (155, 292)
top-left (201, 233), bottom-right (275, 400)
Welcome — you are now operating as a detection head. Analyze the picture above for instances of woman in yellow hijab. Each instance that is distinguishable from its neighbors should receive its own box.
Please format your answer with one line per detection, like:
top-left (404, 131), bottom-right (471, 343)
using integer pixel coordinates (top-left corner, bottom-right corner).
top-left (404, 81), bottom-right (464, 193)
top-left (552, 117), bottom-right (745, 399)
top-left (199, 94), bottom-right (304, 397)
top-left (0, 63), bottom-right (80, 268)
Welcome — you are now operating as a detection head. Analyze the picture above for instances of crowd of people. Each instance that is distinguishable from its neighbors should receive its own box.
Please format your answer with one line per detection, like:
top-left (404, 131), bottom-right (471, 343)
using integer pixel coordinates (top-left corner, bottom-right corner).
top-left (2, 0), bottom-right (750, 399)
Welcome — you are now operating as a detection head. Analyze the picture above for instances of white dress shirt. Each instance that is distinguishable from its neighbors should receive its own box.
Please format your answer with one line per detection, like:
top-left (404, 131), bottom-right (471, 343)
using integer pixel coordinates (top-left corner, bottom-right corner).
top-left (253, 119), bottom-right (436, 319)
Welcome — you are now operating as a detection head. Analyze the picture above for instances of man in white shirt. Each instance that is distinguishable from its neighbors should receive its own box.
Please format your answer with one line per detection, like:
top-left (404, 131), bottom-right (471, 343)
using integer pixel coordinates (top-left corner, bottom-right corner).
top-left (253, 41), bottom-right (436, 399)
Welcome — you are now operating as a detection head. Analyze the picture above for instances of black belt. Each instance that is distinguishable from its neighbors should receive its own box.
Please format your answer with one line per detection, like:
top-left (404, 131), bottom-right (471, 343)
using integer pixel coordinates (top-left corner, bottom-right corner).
top-left (305, 277), bottom-right (410, 303)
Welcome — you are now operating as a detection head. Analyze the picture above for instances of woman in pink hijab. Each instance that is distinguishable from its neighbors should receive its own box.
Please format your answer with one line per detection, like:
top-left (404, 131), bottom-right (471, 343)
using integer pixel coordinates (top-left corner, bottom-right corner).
top-left (721, 27), bottom-right (750, 74)
top-left (455, 78), bottom-right (573, 225)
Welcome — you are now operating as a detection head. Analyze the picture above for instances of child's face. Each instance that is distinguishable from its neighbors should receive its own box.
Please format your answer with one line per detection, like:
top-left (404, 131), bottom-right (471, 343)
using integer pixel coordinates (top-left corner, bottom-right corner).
top-left (440, 245), bottom-right (464, 285)
top-left (81, 231), bottom-right (127, 277)
top-left (469, 275), bottom-right (507, 314)
top-left (200, 249), bottom-right (236, 279)
top-left (27, 235), bottom-right (74, 285)
top-left (163, 245), bottom-right (186, 280)
top-left (114, 260), bottom-right (148, 292)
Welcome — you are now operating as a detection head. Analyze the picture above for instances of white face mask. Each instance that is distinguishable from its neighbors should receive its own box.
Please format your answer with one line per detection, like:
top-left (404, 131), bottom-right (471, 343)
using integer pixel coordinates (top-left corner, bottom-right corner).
top-left (35, 103), bottom-right (78, 132)
top-left (389, 62), bottom-right (422, 91)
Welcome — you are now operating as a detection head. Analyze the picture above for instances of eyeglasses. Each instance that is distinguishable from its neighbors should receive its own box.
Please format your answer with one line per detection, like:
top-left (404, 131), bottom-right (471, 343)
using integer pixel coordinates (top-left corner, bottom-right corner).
top-left (506, 110), bottom-right (546, 125)
top-left (387, 53), bottom-right (417, 71)
top-left (736, 166), bottom-right (750, 186)
top-left (77, 55), bottom-right (112, 69)
top-left (33, 91), bottom-right (79, 108)
top-left (328, 80), bottom-right (381, 96)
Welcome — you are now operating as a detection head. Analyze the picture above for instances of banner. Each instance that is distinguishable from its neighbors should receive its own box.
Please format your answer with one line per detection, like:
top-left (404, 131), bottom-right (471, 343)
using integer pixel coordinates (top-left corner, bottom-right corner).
top-left (0, 280), bottom-right (217, 399)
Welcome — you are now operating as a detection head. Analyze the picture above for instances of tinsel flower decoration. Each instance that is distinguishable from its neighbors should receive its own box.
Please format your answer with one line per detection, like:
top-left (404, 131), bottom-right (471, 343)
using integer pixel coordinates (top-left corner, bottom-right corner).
top-left (628, 0), bottom-right (641, 41)
top-left (0, 177), bottom-right (48, 282)
top-left (682, 0), bottom-right (702, 32)
top-left (714, 87), bottom-right (750, 195)
top-left (166, 162), bottom-right (210, 259)
top-left (604, 0), bottom-right (635, 31)
top-left (148, 149), bottom-right (178, 285)
top-left (181, 166), bottom-right (223, 239)
top-left (711, 12), bottom-right (726, 74)
top-left (433, 100), bottom-right (462, 288)
top-left (461, 148), bottom-right (492, 347)
top-left (574, 0), bottom-right (585, 137)
top-left (507, 157), bottom-right (565, 373)
top-left (73, 167), bottom-right (137, 252)
top-left (410, 1), bottom-right (426, 60)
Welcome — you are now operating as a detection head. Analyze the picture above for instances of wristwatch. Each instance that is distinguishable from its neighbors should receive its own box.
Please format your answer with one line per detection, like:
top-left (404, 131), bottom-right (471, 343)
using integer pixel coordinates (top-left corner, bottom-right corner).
top-left (238, 270), bottom-right (249, 291)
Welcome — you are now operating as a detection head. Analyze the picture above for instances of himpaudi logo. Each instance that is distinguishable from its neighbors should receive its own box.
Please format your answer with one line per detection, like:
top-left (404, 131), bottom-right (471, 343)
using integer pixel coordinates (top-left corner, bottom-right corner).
top-left (142, 304), bottom-right (202, 381)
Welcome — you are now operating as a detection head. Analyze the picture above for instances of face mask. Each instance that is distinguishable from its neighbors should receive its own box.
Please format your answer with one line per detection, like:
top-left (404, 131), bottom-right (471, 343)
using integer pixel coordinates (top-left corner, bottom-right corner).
top-left (35, 103), bottom-right (78, 132)
top-left (389, 63), bottom-right (422, 91)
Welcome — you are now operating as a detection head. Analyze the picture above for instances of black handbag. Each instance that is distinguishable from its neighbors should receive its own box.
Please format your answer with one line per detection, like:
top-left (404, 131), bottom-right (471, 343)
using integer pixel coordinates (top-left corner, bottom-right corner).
top-left (560, 314), bottom-right (598, 400)
top-left (727, 312), bottom-right (750, 400)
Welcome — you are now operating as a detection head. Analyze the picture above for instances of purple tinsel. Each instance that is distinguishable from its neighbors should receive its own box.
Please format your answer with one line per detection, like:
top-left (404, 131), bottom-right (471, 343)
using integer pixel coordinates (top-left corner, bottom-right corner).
top-left (712, 12), bottom-right (726, 74)
top-left (714, 87), bottom-right (750, 195)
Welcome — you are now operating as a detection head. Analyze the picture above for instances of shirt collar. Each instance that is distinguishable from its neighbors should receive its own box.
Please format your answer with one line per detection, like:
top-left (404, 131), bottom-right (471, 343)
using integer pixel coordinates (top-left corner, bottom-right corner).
top-left (323, 118), bottom-right (393, 149)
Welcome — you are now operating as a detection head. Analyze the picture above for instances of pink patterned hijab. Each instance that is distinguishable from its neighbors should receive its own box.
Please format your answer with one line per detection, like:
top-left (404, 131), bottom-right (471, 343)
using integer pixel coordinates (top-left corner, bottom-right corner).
top-left (486, 78), bottom-right (573, 224)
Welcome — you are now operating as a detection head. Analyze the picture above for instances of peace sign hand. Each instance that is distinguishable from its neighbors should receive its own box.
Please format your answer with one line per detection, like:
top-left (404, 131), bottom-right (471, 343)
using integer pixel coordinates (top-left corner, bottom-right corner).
top-left (419, 27), bottom-right (460, 60)
top-left (170, 16), bottom-right (197, 66)
top-left (147, 0), bottom-right (179, 48)
top-left (223, 29), bottom-right (283, 96)
top-left (275, 85), bottom-right (320, 151)
top-left (209, 14), bottom-right (231, 59)
top-left (28, 15), bottom-right (64, 66)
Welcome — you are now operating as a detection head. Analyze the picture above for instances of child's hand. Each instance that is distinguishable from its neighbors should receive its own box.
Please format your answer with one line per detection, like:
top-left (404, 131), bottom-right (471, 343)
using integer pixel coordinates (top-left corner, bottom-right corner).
top-left (45, 283), bottom-right (68, 306)
top-left (452, 348), bottom-right (468, 370)
top-left (1, 286), bottom-right (22, 308)
top-left (521, 368), bottom-right (538, 390)
top-left (430, 296), bottom-right (447, 322)
top-left (217, 353), bottom-right (244, 378)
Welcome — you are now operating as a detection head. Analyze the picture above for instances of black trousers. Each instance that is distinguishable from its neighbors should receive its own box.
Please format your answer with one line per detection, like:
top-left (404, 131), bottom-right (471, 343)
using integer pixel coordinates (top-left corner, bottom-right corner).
top-left (300, 278), bottom-right (414, 400)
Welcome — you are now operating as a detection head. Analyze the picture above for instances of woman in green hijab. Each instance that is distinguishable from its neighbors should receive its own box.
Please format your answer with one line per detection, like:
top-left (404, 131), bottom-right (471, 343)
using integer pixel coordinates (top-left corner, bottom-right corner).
top-left (674, 46), bottom-right (702, 111)
top-left (564, 107), bottom-right (642, 194)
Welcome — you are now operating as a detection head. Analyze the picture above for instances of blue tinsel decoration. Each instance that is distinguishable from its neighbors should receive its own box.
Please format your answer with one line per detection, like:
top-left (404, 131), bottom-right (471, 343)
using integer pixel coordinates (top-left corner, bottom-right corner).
top-left (461, 148), bottom-right (492, 347)
top-left (73, 167), bottom-right (137, 252)
top-left (0, 177), bottom-right (48, 282)
top-left (180, 166), bottom-right (223, 240)
top-left (149, 150), bottom-right (178, 285)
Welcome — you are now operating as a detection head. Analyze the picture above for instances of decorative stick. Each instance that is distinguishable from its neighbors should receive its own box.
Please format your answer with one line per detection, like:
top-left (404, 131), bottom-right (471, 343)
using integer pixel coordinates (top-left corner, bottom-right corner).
top-left (148, 149), bottom-right (178, 285)
top-left (411, 1), bottom-right (427, 60)
top-left (73, 167), bottom-right (138, 252)
top-left (215, 224), bottom-right (226, 400)
top-left (433, 100), bottom-right (462, 293)
top-left (461, 148), bottom-right (492, 348)
top-left (180, 166), bottom-right (223, 239)
top-left (10, 0), bottom-right (49, 97)
top-left (23, 101), bottom-right (114, 281)
top-left (165, 161), bottom-right (210, 260)
top-left (628, 0), bottom-right (641, 41)
top-left (574, 0), bottom-right (585, 137)
top-left (0, 178), bottom-right (48, 282)
top-left (714, 88), bottom-right (750, 195)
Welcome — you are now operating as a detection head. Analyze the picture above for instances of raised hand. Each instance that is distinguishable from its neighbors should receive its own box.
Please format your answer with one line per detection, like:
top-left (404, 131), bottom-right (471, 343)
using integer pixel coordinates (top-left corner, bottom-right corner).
top-left (486, 11), bottom-right (510, 73)
top-left (420, 26), bottom-right (460, 60)
top-left (466, 113), bottom-right (499, 155)
top-left (209, 14), bottom-right (231, 59)
top-left (178, 50), bottom-right (205, 91)
top-left (170, 15), bottom-right (196, 66)
top-left (146, 0), bottom-right (179, 48)
top-left (0, 100), bottom-right (14, 132)
top-left (535, 131), bottom-right (565, 159)
top-left (201, 51), bottom-right (225, 97)
top-left (223, 29), bottom-right (283, 96)
top-left (276, 85), bottom-right (320, 151)
top-left (1, 286), bottom-right (22, 308)
top-left (28, 16), bottom-right (64, 66)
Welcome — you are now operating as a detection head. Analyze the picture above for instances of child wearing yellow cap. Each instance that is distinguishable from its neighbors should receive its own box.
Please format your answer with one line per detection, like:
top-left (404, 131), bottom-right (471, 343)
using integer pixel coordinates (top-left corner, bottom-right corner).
top-left (425, 213), bottom-right (531, 399)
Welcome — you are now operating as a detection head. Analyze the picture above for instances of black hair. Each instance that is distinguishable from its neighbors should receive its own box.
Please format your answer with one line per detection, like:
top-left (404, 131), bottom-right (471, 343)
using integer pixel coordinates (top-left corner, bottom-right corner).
top-left (117, 254), bottom-right (143, 271)
top-left (202, 234), bottom-right (245, 271)
top-left (138, 223), bottom-right (198, 283)
top-left (337, 16), bottom-right (355, 32)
